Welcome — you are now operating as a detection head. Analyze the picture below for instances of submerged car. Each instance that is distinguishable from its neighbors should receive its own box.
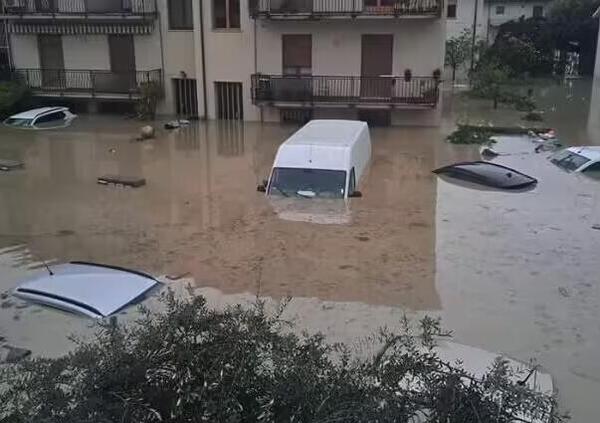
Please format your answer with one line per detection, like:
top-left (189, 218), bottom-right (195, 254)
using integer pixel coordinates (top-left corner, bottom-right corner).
top-left (258, 120), bottom-right (371, 199)
top-left (433, 161), bottom-right (537, 190)
top-left (549, 147), bottom-right (600, 176)
top-left (4, 106), bottom-right (77, 129)
top-left (13, 261), bottom-right (159, 318)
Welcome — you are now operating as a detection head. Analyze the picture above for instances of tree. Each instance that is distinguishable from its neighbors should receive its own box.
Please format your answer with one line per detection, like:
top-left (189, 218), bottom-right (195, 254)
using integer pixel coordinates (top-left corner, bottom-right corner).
top-left (445, 29), bottom-right (473, 82)
top-left (0, 293), bottom-right (565, 423)
top-left (471, 61), bottom-right (510, 108)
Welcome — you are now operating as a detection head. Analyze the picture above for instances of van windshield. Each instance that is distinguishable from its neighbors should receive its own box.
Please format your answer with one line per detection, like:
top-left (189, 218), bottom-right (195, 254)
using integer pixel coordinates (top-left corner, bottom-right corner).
top-left (268, 168), bottom-right (347, 199)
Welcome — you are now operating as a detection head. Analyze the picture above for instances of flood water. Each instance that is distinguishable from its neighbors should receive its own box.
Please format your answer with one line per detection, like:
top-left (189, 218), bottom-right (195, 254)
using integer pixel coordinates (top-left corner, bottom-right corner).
top-left (1, 79), bottom-right (600, 420)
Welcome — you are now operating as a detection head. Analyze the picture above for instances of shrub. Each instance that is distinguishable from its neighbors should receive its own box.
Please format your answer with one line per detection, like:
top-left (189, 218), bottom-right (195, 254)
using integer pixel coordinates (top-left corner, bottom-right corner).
top-left (447, 125), bottom-right (496, 145)
top-left (0, 80), bottom-right (30, 119)
top-left (0, 293), bottom-right (564, 423)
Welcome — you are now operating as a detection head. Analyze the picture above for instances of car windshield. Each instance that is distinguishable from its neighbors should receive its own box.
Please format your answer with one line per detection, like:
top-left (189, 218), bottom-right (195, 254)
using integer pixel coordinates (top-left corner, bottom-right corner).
top-left (5, 118), bottom-right (33, 127)
top-left (550, 150), bottom-right (590, 172)
top-left (268, 168), bottom-right (347, 199)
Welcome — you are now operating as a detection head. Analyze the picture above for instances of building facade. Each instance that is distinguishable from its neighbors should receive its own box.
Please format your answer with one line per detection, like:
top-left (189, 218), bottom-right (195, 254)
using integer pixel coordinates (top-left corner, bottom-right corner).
top-left (2, 0), bottom-right (447, 126)
top-left (446, 0), bottom-right (552, 43)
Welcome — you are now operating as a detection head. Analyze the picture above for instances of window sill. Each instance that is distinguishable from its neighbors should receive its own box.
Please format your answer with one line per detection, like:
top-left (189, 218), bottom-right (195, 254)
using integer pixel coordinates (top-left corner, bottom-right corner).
top-left (168, 28), bottom-right (194, 32)
top-left (212, 28), bottom-right (242, 33)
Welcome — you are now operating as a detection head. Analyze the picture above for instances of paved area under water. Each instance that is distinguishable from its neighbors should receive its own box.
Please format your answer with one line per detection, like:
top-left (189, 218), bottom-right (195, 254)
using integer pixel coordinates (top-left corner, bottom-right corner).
top-left (1, 79), bottom-right (599, 420)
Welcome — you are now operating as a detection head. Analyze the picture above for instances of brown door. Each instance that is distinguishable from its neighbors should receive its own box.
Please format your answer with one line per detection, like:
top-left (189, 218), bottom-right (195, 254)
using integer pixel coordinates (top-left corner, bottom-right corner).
top-left (360, 34), bottom-right (393, 99)
top-left (107, 35), bottom-right (136, 93)
top-left (281, 34), bottom-right (312, 101)
top-left (38, 35), bottom-right (64, 88)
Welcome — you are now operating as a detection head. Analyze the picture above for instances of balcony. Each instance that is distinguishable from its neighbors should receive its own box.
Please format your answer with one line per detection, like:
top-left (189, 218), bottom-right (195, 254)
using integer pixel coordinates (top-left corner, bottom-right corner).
top-left (2, 0), bottom-right (157, 33)
top-left (250, 0), bottom-right (442, 19)
top-left (2, 0), bottom-right (156, 17)
top-left (251, 74), bottom-right (440, 108)
top-left (14, 68), bottom-right (163, 100)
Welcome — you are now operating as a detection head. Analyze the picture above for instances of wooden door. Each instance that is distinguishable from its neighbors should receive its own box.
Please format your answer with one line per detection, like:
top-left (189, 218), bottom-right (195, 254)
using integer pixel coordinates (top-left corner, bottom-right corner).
top-left (38, 35), bottom-right (64, 88)
top-left (107, 35), bottom-right (136, 92)
top-left (360, 34), bottom-right (393, 99)
top-left (282, 34), bottom-right (312, 101)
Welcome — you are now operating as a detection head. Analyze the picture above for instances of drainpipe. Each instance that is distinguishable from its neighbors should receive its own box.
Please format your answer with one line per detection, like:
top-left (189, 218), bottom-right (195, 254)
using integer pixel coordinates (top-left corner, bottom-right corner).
top-left (156, 0), bottom-right (166, 96)
top-left (470, 0), bottom-right (479, 72)
top-left (199, 0), bottom-right (208, 120)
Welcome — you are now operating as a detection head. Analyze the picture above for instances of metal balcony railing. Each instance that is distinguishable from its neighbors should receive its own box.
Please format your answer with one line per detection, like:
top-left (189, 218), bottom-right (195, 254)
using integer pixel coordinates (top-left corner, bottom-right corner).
top-left (14, 68), bottom-right (162, 97)
top-left (250, 0), bottom-right (442, 18)
top-left (1, 0), bottom-right (156, 16)
top-left (251, 74), bottom-right (440, 107)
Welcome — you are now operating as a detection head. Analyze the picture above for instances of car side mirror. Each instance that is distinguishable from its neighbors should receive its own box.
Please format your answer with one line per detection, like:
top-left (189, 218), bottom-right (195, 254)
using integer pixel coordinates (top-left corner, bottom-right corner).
top-left (348, 190), bottom-right (362, 198)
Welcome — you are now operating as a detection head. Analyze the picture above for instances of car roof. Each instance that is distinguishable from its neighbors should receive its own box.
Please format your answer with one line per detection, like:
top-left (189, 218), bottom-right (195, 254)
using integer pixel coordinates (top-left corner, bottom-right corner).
top-left (567, 146), bottom-right (600, 162)
top-left (13, 262), bottom-right (159, 318)
top-left (9, 107), bottom-right (69, 120)
top-left (284, 120), bottom-right (368, 147)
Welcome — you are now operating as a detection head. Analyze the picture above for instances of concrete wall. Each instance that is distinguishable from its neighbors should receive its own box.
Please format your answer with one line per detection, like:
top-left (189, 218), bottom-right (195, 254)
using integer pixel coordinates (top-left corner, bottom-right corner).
top-left (199, 0), bottom-right (256, 120)
top-left (62, 35), bottom-right (109, 68)
top-left (154, 0), bottom-right (197, 116)
top-left (446, 0), bottom-right (487, 40)
top-left (447, 0), bottom-right (549, 42)
top-left (10, 35), bottom-right (39, 68)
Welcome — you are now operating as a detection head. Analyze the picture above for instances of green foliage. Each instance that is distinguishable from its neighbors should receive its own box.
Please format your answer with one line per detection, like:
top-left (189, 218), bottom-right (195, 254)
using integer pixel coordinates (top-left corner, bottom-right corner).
top-left (447, 125), bottom-right (495, 145)
top-left (445, 29), bottom-right (473, 82)
top-left (523, 111), bottom-right (545, 122)
top-left (0, 80), bottom-right (31, 119)
top-left (470, 62), bottom-right (511, 108)
top-left (136, 81), bottom-right (161, 120)
top-left (0, 293), bottom-right (564, 423)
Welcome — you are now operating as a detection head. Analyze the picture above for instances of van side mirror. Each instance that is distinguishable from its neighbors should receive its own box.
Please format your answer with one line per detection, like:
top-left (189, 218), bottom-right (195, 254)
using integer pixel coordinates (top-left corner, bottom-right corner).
top-left (257, 184), bottom-right (266, 193)
top-left (348, 190), bottom-right (362, 198)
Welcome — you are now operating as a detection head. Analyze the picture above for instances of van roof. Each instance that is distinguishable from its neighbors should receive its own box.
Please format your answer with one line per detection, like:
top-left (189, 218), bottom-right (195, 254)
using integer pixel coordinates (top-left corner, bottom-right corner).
top-left (284, 120), bottom-right (368, 147)
top-left (274, 120), bottom-right (368, 171)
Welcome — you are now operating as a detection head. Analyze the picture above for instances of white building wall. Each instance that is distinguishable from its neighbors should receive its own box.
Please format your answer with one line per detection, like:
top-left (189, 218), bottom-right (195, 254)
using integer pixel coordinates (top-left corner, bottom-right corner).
top-left (200, 0), bottom-right (256, 120)
top-left (446, 0), bottom-right (487, 40)
top-left (62, 35), bottom-right (109, 69)
top-left (10, 35), bottom-right (39, 68)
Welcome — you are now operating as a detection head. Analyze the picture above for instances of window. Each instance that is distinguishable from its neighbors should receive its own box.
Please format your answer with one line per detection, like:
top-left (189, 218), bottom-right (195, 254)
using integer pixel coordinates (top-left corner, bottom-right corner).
top-left (168, 0), bottom-right (193, 30)
top-left (268, 168), bottom-right (347, 199)
top-left (34, 111), bottom-right (66, 127)
top-left (495, 5), bottom-right (505, 14)
top-left (582, 162), bottom-right (600, 179)
top-left (213, 0), bottom-right (240, 29)
top-left (215, 82), bottom-right (243, 120)
top-left (447, 2), bottom-right (457, 18)
top-left (533, 5), bottom-right (543, 17)
top-left (550, 150), bottom-right (590, 172)
top-left (282, 34), bottom-right (312, 75)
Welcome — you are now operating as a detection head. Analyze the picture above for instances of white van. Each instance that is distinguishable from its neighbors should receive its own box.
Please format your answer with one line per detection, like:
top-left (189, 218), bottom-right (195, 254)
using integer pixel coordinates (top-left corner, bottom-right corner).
top-left (259, 120), bottom-right (371, 199)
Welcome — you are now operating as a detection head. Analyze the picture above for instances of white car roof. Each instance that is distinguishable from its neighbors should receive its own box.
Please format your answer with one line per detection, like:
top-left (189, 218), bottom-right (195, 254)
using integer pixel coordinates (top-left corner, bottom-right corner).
top-left (567, 146), bottom-right (600, 162)
top-left (9, 107), bottom-right (69, 120)
top-left (14, 262), bottom-right (159, 318)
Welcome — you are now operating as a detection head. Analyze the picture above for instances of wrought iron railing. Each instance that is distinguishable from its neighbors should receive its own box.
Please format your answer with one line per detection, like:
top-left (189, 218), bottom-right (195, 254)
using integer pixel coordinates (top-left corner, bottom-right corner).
top-left (250, 0), bottom-right (441, 17)
top-left (14, 68), bottom-right (162, 97)
top-left (2, 0), bottom-right (156, 16)
top-left (251, 74), bottom-right (440, 107)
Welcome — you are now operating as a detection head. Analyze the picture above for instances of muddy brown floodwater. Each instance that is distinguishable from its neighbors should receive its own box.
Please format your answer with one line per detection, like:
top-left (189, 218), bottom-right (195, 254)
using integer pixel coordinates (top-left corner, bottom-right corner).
top-left (0, 79), bottom-right (599, 421)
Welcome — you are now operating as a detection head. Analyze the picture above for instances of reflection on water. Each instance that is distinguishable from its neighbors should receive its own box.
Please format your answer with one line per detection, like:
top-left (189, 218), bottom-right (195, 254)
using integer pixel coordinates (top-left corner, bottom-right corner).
top-left (0, 118), bottom-right (438, 309)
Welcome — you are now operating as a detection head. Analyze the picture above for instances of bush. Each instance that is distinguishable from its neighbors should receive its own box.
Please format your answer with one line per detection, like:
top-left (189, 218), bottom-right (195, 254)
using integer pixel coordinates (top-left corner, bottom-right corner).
top-left (447, 125), bottom-right (496, 145)
top-left (0, 293), bottom-right (564, 423)
top-left (0, 80), bottom-right (30, 119)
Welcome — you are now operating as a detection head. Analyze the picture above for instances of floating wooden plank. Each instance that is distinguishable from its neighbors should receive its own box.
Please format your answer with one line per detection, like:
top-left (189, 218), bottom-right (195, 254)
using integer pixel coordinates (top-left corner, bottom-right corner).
top-left (97, 175), bottom-right (146, 188)
top-left (0, 159), bottom-right (24, 172)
